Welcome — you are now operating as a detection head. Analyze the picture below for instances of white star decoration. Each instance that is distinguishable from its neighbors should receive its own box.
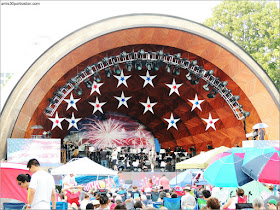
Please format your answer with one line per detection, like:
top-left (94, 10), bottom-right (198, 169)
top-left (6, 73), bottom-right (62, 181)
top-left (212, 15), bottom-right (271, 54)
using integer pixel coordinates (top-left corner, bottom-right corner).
top-left (140, 97), bottom-right (157, 114)
top-left (113, 70), bottom-right (131, 87)
top-left (64, 93), bottom-right (81, 111)
top-left (202, 113), bottom-right (219, 131)
top-left (188, 94), bottom-right (205, 111)
top-left (65, 112), bottom-right (82, 130)
top-left (164, 113), bottom-right (180, 130)
top-left (90, 81), bottom-right (103, 95)
top-left (165, 79), bottom-right (183, 96)
top-left (89, 97), bottom-right (106, 114)
top-left (114, 91), bottom-right (132, 108)
top-left (140, 71), bottom-right (157, 87)
top-left (48, 112), bottom-right (65, 130)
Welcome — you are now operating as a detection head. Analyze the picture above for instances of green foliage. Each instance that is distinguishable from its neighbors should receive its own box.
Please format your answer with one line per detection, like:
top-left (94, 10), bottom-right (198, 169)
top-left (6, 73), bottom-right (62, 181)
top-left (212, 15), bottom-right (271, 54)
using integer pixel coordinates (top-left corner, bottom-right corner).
top-left (204, 0), bottom-right (280, 90)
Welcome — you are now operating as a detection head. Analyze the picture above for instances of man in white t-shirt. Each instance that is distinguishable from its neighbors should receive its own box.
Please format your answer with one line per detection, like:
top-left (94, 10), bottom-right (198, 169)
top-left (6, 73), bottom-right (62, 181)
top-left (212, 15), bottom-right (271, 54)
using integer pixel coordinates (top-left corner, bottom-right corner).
top-left (181, 185), bottom-right (196, 210)
top-left (63, 173), bottom-right (77, 189)
top-left (27, 159), bottom-right (56, 209)
top-left (111, 148), bottom-right (118, 169)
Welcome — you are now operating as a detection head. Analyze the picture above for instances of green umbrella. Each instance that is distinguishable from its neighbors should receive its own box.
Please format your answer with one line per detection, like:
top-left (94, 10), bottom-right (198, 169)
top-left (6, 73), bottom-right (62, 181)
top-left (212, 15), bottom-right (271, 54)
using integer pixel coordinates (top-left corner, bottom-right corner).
top-left (215, 181), bottom-right (270, 203)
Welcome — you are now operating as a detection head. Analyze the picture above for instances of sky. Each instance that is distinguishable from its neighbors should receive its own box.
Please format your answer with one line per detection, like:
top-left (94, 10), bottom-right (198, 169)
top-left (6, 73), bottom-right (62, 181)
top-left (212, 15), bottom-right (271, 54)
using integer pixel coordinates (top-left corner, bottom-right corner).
top-left (0, 0), bottom-right (221, 109)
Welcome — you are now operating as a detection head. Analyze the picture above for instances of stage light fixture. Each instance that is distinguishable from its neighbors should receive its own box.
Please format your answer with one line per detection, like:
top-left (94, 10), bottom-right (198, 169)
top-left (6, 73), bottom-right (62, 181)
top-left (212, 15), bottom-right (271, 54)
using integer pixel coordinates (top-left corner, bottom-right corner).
top-left (85, 66), bottom-right (93, 74)
top-left (242, 111), bottom-right (250, 117)
top-left (93, 73), bottom-right (101, 82)
top-left (138, 49), bottom-right (145, 56)
top-left (153, 61), bottom-right (160, 71)
top-left (207, 89), bottom-right (217, 98)
top-left (102, 57), bottom-right (109, 65)
top-left (220, 81), bottom-right (228, 87)
top-left (84, 78), bottom-right (92, 89)
top-left (190, 75), bottom-right (200, 85)
top-left (125, 61), bottom-right (133, 72)
top-left (146, 61), bottom-right (153, 71)
top-left (204, 69), bottom-right (214, 76)
top-left (74, 85), bottom-right (83, 96)
top-left (172, 66), bottom-right (180, 76)
top-left (105, 67), bottom-right (112, 78)
top-left (45, 106), bottom-right (52, 114)
top-left (174, 53), bottom-right (181, 59)
top-left (120, 51), bottom-right (127, 58)
top-left (157, 50), bottom-right (164, 57)
top-left (231, 95), bottom-right (240, 101)
top-left (190, 60), bottom-right (197, 66)
top-left (186, 71), bottom-right (192, 80)
top-left (135, 60), bottom-right (142, 70)
top-left (165, 64), bottom-right (171, 73)
top-left (113, 64), bottom-right (122, 75)
top-left (203, 82), bottom-right (210, 92)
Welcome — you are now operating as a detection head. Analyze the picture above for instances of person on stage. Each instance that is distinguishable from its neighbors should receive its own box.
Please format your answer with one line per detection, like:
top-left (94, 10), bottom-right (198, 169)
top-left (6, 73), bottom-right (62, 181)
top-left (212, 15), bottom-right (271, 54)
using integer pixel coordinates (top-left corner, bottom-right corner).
top-left (148, 147), bottom-right (157, 172)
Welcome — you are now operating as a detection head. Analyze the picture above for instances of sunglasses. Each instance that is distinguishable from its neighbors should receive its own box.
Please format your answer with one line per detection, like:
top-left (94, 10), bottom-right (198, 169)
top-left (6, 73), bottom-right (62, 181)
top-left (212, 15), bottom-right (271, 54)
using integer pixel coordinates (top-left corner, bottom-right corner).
top-left (18, 182), bottom-right (22, 186)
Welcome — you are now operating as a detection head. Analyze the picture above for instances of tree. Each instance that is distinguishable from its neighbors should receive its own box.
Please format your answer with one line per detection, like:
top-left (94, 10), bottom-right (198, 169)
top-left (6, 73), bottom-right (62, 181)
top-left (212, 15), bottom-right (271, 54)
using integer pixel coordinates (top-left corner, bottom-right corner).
top-left (204, 0), bottom-right (279, 90)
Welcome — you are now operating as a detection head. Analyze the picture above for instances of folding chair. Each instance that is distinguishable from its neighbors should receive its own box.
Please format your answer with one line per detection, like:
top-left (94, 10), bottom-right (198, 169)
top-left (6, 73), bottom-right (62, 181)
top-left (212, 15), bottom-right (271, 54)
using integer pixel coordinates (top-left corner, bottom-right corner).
top-left (163, 197), bottom-right (181, 210)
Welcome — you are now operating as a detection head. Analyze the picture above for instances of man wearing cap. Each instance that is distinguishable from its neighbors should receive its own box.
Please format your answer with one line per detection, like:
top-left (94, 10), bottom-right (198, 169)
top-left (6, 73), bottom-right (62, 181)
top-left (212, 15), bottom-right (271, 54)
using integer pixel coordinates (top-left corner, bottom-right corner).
top-left (181, 185), bottom-right (196, 210)
top-left (268, 199), bottom-right (277, 209)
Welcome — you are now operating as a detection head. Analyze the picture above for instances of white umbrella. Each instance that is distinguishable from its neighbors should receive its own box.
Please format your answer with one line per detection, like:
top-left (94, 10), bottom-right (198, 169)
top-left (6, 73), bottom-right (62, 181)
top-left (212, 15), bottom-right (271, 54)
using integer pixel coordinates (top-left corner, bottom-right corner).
top-left (252, 123), bottom-right (268, 129)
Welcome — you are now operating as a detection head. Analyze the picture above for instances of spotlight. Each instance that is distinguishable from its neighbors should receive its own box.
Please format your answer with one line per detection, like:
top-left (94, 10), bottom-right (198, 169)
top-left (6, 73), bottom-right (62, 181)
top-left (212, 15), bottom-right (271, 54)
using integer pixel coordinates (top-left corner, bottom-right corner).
top-left (74, 85), bottom-right (83, 96)
top-left (120, 51), bottom-right (127, 58)
top-left (190, 75), bottom-right (200, 85)
top-left (45, 106), bottom-right (52, 114)
top-left (203, 82), bottom-right (210, 92)
top-left (186, 71), bottom-right (192, 81)
top-left (125, 61), bottom-right (133, 72)
top-left (93, 73), bottom-right (101, 82)
top-left (190, 60), bottom-right (197, 66)
top-left (174, 53), bottom-right (181, 59)
top-left (113, 64), bottom-right (122, 75)
top-left (105, 67), bottom-right (112, 78)
top-left (204, 69), bottom-right (214, 76)
top-left (84, 78), bottom-right (92, 89)
top-left (153, 61), bottom-right (160, 71)
top-left (165, 64), bottom-right (171, 73)
top-left (207, 89), bottom-right (217, 98)
top-left (172, 66), bottom-right (180, 76)
top-left (138, 49), bottom-right (145, 56)
top-left (135, 60), bottom-right (142, 70)
top-left (220, 81), bottom-right (228, 87)
top-left (102, 57), bottom-right (109, 65)
top-left (235, 103), bottom-right (243, 109)
top-left (231, 95), bottom-right (240, 101)
top-left (242, 111), bottom-right (250, 117)
top-left (85, 66), bottom-right (93, 74)
top-left (157, 50), bottom-right (164, 57)
top-left (146, 61), bottom-right (153, 71)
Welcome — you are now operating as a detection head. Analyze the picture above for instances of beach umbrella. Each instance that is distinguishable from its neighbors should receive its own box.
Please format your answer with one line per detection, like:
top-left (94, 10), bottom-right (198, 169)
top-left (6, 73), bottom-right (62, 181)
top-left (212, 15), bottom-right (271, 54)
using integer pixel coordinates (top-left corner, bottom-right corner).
top-left (242, 146), bottom-right (279, 185)
top-left (252, 123), bottom-right (268, 129)
top-left (215, 181), bottom-right (271, 203)
top-left (204, 148), bottom-right (253, 187)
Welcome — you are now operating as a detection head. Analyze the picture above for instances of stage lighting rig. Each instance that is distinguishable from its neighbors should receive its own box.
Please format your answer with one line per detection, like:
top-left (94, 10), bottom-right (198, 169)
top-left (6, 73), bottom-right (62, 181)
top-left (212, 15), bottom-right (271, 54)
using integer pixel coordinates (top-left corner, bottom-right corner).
top-left (165, 64), bottom-right (171, 73)
top-left (45, 106), bottom-right (52, 114)
top-left (172, 66), bottom-right (180, 76)
top-left (113, 63), bottom-right (122, 75)
top-left (203, 82), bottom-right (211, 92)
top-left (125, 61), bottom-right (133, 72)
top-left (135, 59), bottom-right (142, 70)
top-left (146, 61), bottom-right (153, 71)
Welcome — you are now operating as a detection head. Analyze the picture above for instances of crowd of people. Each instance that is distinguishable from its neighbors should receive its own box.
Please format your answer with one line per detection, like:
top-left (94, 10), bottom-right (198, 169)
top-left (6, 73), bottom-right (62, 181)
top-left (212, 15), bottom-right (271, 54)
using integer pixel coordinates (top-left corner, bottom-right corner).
top-left (16, 159), bottom-right (280, 210)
